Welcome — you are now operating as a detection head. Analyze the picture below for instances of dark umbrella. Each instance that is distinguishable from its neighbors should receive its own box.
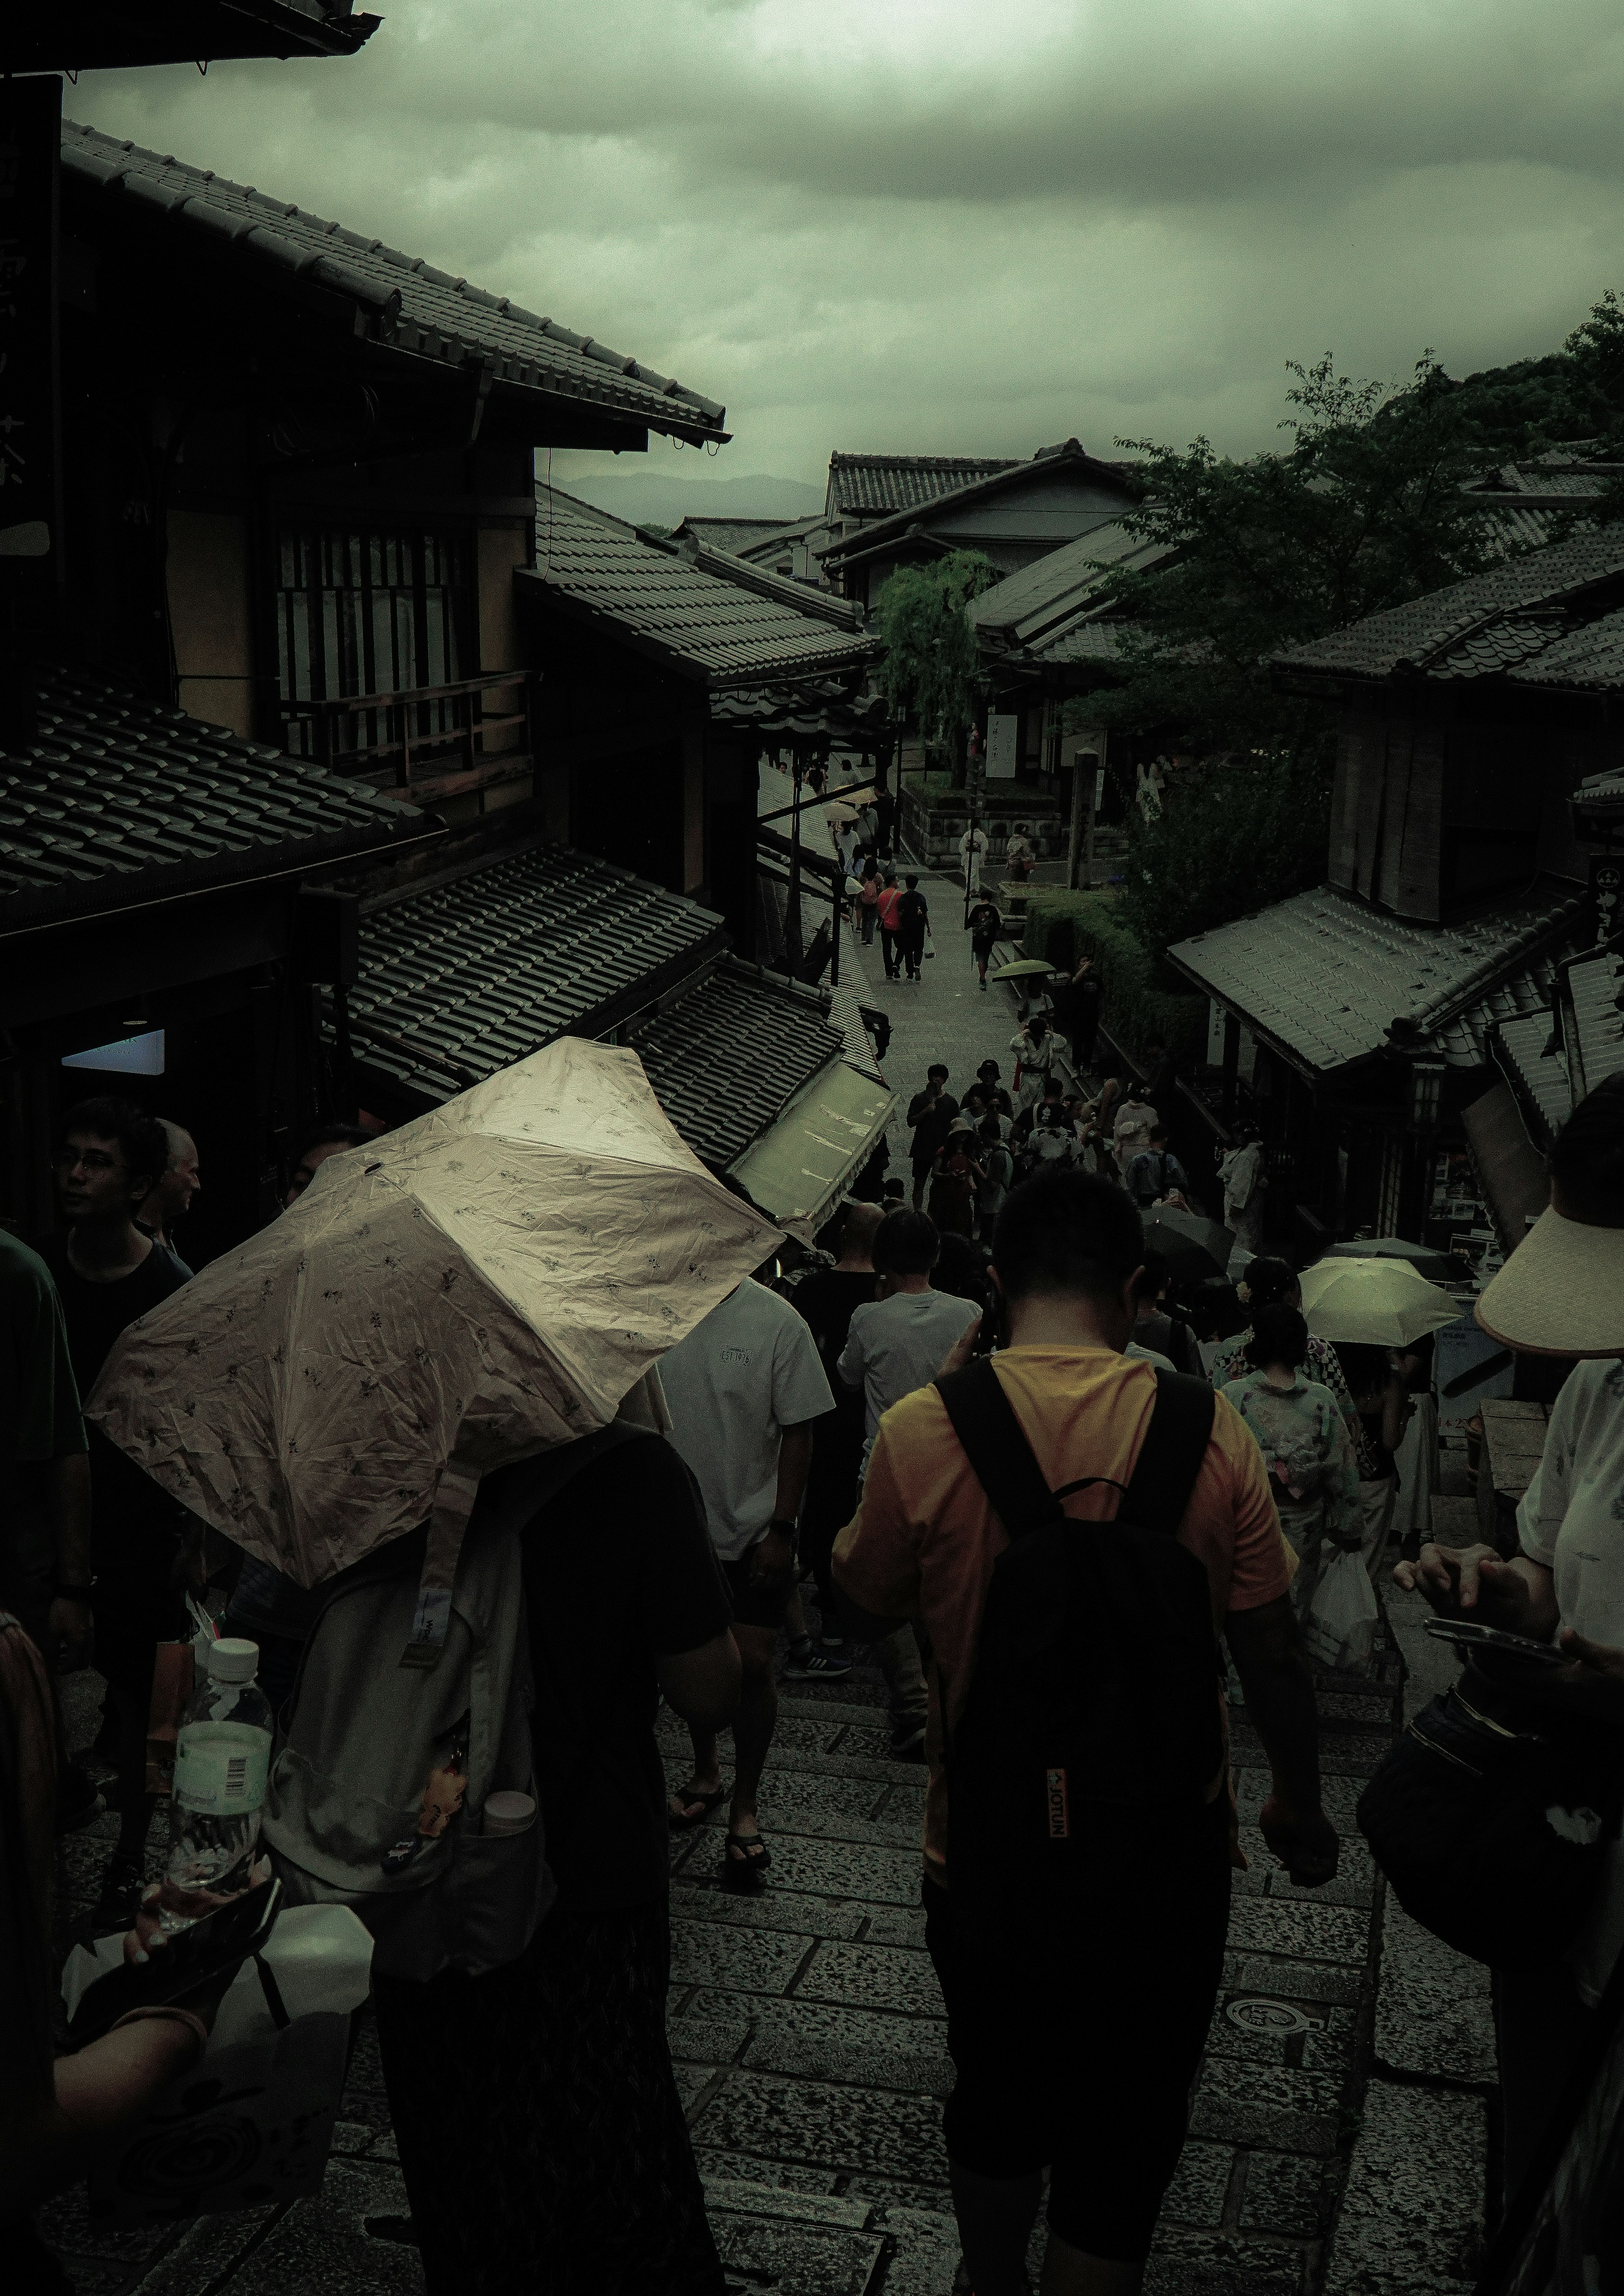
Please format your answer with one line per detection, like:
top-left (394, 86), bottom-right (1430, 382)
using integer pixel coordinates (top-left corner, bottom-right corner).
top-left (1325, 1236), bottom-right (1458, 1284)
top-left (1141, 1205), bottom-right (1232, 1281)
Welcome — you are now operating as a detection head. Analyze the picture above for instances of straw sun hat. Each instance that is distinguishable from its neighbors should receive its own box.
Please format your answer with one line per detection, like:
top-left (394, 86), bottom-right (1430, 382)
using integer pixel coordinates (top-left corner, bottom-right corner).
top-left (1476, 1074), bottom-right (1624, 1358)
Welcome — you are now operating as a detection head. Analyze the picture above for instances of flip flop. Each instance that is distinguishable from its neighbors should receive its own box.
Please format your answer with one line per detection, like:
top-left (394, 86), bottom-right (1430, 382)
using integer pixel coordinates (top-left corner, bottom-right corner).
top-left (668, 1782), bottom-right (725, 1830)
top-left (722, 1830), bottom-right (771, 1889)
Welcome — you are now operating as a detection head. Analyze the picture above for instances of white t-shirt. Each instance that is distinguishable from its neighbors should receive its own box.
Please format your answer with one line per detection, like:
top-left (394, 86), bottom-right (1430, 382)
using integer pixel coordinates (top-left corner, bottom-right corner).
top-left (1517, 1358), bottom-right (1624, 2006)
top-left (659, 1278), bottom-right (835, 1561)
top-left (839, 1288), bottom-right (982, 1446)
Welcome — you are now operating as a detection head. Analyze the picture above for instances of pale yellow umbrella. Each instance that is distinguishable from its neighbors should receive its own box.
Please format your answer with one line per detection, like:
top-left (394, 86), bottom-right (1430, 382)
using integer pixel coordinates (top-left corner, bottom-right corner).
top-left (88, 1038), bottom-right (780, 1635)
top-left (1298, 1255), bottom-right (1460, 1349)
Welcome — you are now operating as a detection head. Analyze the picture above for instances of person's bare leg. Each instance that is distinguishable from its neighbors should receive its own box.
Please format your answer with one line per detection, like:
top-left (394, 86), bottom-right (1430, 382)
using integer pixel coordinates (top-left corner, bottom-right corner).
top-left (1040, 2235), bottom-right (1145, 2295)
top-left (669, 1724), bottom-right (723, 1822)
top-left (726, 1622), bottom-right (780, 1854)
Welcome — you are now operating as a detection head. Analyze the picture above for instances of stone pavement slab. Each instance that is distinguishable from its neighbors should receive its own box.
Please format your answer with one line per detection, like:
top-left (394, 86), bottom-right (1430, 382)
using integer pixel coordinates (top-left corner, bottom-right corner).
top-left (1373, 1901), bottom-right (1496, 2083)
top-left (1322, 2077), bottom-right (1487, 2292)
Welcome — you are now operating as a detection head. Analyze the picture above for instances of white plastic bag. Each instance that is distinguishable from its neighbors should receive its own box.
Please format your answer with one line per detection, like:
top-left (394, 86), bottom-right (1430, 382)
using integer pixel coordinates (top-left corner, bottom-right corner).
top-left (63, 1904), bottom-right (373, 2227)
top-left (1301, 1547), bottom-right (1379, 1675)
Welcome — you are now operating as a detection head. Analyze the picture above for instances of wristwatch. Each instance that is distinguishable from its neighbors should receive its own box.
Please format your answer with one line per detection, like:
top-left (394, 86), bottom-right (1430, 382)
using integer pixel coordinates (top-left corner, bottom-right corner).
top-left (768, 1519), bottom-right (798, 1539)
top-left (53, 1582), bottom-right (95, 1600)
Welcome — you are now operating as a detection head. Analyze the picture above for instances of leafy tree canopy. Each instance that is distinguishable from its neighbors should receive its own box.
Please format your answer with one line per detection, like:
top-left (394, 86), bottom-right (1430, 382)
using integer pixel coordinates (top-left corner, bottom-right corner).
top-left (1116, 753), bottom-right (1333, 958)
top-left (872, 551), bottom-right (999, 750)
top-left (1087, 352), bottom-right (1505, 761)
top-left (1070, 294), bottom-right (1624, 953)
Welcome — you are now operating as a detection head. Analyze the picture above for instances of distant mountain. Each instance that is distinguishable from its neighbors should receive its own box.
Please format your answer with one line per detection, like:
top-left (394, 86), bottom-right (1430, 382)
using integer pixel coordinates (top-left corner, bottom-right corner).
top-left (548, 468), bottom-right (825, 528)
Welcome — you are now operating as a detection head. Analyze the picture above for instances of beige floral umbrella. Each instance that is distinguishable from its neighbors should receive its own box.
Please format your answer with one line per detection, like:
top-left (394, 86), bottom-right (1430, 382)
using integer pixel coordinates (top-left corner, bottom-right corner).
top-left (88, 1038), bottom-right (779, 1605)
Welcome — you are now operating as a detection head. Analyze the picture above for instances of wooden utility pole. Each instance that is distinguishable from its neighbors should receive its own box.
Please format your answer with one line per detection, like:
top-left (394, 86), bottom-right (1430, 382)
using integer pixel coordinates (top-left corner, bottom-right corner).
top-left (1083, 733), bottom-right (1104, 891)
top-left (1067, 728), bottom-right (1105, 891)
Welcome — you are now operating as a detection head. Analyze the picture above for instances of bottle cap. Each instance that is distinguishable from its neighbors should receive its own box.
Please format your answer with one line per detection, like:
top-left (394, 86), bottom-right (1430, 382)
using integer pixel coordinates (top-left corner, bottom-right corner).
top-left (207, 1637), bottom-right (259, 1682)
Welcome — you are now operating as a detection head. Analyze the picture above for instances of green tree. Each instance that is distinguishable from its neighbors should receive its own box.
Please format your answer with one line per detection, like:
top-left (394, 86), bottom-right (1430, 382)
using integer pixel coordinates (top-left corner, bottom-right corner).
top-left (1091, 353), bottom-right (1501, 764)
top-left (1116, 753), bottom-right (1332, 957)
top-left (872, 551), bottom-right (999, 783)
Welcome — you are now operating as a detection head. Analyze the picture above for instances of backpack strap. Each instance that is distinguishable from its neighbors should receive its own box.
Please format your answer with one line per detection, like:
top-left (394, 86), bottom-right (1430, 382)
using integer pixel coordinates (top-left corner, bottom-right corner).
top-left (934, 1358), bottom-right (1056, 1539)
top-left (1120, 1369), bottom-right (1215, 1533)
top-left (934, 1359), bottom-right (1215, 1543)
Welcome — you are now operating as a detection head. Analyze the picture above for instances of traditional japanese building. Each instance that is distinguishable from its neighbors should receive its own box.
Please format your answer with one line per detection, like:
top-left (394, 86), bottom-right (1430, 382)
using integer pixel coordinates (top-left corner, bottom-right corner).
top-left (1166, 535), bottom-right (1624, 1250)
top-left (7, 117), bottom-right (895, 1245)
top-left (818, 442), bottom-right (1141, 608)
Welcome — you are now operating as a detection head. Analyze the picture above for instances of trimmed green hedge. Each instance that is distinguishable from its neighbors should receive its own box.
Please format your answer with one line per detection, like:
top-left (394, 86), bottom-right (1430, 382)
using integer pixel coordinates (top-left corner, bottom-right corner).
top-left (1020, 890), bottom-right (1207, 1064)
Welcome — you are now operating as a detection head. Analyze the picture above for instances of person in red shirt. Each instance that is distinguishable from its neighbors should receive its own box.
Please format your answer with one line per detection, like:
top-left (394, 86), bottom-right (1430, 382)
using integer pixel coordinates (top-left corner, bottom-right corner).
top-left (875, 871), bottom-right (903, 981)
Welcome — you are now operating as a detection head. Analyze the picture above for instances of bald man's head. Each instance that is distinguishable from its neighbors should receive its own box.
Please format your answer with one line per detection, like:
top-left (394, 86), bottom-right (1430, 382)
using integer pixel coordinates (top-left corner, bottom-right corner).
top-left (837, 1200), bottom-right (885, 1269)
top-left (141, 1118), bottom-right (200, 1233)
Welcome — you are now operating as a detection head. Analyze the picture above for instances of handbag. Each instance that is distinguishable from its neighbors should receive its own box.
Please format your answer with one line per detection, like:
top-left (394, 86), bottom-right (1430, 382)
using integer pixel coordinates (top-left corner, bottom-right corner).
top-left (924, 925), bottom-right (936, 960)
top-left (1301, 1548), bottom-right (1378, 1674)
top-left (1357, 1661), bottom-right (1624, 1968)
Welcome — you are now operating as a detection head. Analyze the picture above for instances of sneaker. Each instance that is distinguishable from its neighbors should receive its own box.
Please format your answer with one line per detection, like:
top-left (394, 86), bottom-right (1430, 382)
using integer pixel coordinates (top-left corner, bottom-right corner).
top-left (783, 1645), bottom-right (854, 1682)
top-left (56, 1763), bottom-right (105, 1833)
top-left (890, 1720), bottom-right (927, 1760)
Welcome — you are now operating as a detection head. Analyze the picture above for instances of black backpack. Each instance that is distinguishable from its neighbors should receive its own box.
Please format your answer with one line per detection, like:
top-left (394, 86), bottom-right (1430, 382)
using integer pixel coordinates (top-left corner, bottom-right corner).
top-left (933, 1359), bottom-right (1220, 1961)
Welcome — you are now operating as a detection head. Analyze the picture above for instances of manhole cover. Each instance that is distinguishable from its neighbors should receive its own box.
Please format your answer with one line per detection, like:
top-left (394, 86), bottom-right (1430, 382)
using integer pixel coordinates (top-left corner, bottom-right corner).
top-left (1225, 1996), bottom-right (1322, 2036)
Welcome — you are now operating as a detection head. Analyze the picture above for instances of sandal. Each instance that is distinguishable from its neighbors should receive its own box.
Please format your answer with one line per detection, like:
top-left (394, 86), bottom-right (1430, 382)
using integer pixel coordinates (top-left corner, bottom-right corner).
top-left (722, 1829), bottom-right (771, 1888)
top-left (668, 1782), bottom-right (725, 1830)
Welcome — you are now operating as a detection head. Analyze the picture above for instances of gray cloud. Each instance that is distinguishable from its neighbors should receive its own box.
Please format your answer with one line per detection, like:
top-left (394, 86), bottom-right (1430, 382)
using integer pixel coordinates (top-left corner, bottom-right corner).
top-left (74, 0), bottom-right (1624, 483)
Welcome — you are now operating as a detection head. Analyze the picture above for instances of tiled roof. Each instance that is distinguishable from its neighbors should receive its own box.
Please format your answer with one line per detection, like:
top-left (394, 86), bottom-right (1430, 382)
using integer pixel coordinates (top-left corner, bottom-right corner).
top-left (733, 516), bottom-right (827, 565)
top-left (1023, 620), bottom-right (1131, 666)
top-left (970, 520), bottom-right (1156, 643)
top-left (1514, 607), bottom-right (1624, 691)
top-left (1433, 941), bottom-right (1577, 1067)
top-left (20, 0), bottom-right (378, 68)
top-left (708, 682), bottom-right (891, 741)
top-left (669, 517), bottom-right (807, 556)
top-left (1272, 534), bottom-right (1624, 685)
top-left (1462, 460), bottom-right (1622, 500)
top-left (1494, 1009), bottom-right (1570, 1147)
top-left (626, 960), bottom-right (847, 1170)
top-left (828, 455), bottom-right (1019, 518)
top-left (821, 441), bottom-right (1140, 568)
top-left (1569, 945), bottom-right (1624, 1099)
top-left (524, 488), bottom-right (876, 687)
top-left (0, 669), bottom-right (420, 931)
top-left (1167, 881), bottom-right (1585, 1077)
top-left (345, 843), bottom-right (727, 1104)
top-left (1471, 507), bottom-right (1567, 556)
top-left (61, 124), bottom-right (727, 445)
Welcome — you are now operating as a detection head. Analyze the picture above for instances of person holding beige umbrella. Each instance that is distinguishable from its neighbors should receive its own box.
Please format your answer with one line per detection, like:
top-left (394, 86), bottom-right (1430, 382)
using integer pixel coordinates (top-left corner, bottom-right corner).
top-left (1298, 1254), bottom-right (1459, 1578)
top-left (86, 1038), bottom-right (779, 2296)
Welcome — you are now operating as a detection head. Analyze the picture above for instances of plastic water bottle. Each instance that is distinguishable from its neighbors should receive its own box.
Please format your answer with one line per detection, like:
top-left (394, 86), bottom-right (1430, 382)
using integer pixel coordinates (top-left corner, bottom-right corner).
top-left (160, 1638), bottom-right (274, 1933)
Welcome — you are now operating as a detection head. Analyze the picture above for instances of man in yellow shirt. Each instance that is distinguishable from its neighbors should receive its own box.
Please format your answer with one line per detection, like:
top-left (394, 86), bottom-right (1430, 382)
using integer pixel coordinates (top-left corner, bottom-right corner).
top-left (835, 1169), bottom-right (1336, 2296)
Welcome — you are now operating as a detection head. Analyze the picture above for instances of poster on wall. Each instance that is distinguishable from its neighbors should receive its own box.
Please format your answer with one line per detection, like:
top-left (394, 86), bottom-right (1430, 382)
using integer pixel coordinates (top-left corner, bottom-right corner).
top-left (986, 714), bottom-right (1018, 778)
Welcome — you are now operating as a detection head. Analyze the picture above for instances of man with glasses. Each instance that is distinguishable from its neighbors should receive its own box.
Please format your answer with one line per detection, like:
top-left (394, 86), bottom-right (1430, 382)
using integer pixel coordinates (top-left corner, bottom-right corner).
top-left (41, 1098), bottom-right (189, 1928)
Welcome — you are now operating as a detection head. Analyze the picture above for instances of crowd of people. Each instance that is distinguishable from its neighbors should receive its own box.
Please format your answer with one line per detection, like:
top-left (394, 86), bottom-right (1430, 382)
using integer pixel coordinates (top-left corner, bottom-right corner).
top-left (5, 1030), bottom-right (1623, 2291)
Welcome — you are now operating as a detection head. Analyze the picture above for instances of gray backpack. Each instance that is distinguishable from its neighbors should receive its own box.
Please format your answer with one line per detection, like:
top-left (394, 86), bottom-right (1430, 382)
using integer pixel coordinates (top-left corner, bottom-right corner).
top-left (263, 1427), bottom-right (638, 1981)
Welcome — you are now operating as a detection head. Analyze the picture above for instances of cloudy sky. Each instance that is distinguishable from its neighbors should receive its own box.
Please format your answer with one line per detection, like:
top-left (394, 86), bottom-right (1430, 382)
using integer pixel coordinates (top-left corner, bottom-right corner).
top-left (77, 0), bottom-right (1624, 494)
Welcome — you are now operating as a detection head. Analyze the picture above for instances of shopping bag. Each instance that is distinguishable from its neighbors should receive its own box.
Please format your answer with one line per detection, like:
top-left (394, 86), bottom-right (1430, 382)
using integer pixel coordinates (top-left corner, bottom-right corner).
top-left (924, 926), bottom-right (936, 960)
top-left (1300, 1547), bottom-right (1378, 1674)
top-left (63, 1904), bottom-right (373, 2226)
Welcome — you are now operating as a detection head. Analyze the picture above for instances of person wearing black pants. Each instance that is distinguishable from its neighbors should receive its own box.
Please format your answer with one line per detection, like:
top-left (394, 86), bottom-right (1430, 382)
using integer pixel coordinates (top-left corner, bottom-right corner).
top-left (833, 1170), bottom-right (1339, 2294)
top-left (922, 1799), bottom-right (1232, 2283)
top-left (896, 874), bottom-right (930, 981)
top-left (783, 1204), bottom-right (881, 1679)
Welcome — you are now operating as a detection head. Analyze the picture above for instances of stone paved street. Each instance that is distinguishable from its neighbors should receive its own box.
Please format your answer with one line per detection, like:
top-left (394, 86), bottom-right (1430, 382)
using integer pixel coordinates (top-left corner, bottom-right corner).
top-left (38, 812), bottom-right (1500, 2296)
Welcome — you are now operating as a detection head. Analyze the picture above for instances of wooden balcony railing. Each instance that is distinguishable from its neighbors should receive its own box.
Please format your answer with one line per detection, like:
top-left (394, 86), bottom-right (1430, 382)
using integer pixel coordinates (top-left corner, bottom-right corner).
top-left (282, 670), bottom-right (539, 805)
